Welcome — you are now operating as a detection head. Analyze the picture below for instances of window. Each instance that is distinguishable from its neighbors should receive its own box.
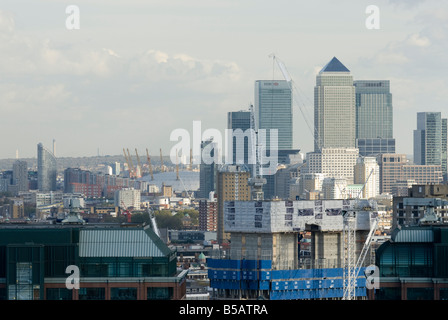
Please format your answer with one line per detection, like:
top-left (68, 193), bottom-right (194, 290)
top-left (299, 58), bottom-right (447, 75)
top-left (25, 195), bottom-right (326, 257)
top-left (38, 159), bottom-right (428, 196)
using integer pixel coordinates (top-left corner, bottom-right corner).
top-left (111, 288), bottom-right (137, 300)
top-left (78, 288), bottom-right (105, 300)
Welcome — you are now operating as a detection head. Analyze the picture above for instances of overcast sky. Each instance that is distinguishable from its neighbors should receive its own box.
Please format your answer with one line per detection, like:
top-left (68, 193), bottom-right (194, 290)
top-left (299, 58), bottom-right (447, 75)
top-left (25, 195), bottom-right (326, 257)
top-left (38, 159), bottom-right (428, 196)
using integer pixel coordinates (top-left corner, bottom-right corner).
top-left (0, 0), bottom-right (446, 160)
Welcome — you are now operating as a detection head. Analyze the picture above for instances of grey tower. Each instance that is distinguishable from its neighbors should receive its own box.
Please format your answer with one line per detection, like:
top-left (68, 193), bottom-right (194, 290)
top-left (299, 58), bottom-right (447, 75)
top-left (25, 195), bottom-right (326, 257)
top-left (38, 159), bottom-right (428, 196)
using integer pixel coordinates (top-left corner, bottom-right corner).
top-left (37, 143), bottom-right (57, 192)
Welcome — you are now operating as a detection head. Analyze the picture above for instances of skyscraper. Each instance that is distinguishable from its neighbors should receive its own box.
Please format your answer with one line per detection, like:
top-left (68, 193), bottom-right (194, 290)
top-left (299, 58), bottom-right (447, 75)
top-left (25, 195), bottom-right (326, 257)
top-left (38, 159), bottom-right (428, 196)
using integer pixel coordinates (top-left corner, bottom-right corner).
top-left (227, 110), bottom-right (251, 165)
top-left (314, 57), bottom-right (356, 151)
top-left (354, 80), bottom-right (395, 156)
top-left (12, 160), bottom-right (28, 192)
top-left (414, 112), bottom-right (447, 174)
top-left (198, 138), bottom-right (217, 199)
top-left (254, 80), bottom-right (292, 151)
top-left (37, 143), bottom-right (57, 192)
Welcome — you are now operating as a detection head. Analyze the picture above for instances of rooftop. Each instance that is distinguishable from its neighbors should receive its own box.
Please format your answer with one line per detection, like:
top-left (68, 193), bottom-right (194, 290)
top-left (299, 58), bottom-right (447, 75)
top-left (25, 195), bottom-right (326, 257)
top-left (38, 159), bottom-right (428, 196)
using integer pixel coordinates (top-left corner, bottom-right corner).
top-left (319, 57), bottom-right (350, 73)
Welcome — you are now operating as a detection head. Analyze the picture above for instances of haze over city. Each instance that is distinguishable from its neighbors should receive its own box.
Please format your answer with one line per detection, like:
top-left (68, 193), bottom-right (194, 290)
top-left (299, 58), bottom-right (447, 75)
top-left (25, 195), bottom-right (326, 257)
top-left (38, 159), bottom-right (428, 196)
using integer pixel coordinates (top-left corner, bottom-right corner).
top-left (0, 0), bottom-right (446, 159)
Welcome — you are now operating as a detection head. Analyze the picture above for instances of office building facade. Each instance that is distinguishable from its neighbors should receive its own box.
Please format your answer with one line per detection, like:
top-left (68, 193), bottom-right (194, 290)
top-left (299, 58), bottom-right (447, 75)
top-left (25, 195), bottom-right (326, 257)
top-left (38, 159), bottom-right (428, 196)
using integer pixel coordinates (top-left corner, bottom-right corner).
top-left (355, 80), bottom-right (393, 139)
top-left (255, 80), bottom-right (292, 151)
top-left (227, 110), bottom-right (252, 166)
top-left (198, 138), bottom-right (217, 199)
top-left (314, 57), bottom-right (356, 151)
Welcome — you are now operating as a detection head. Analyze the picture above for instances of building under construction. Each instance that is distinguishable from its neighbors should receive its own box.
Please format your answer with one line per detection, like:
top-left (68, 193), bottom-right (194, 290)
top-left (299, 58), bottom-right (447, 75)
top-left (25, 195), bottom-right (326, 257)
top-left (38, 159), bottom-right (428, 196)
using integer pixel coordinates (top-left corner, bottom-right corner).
top-left (207, 199), bottom-right (378, 300)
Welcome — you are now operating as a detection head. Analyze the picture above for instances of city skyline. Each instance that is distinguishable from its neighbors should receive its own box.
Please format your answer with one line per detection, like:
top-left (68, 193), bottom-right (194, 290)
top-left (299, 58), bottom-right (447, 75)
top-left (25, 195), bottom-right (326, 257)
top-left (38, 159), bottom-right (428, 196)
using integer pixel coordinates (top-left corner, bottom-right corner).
top-left (0, 1), bottom-right (447, 160)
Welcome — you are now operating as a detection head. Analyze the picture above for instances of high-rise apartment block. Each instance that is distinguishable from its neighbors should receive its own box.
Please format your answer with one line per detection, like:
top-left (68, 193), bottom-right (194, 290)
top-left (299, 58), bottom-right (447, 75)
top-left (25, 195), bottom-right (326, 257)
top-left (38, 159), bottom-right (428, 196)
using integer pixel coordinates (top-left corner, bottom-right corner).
top-left (114, 188), bottom-right (141, 209)
top-left (216, 165), bottom-right (251, 244)
top-left (314, 57), bottom-right (356, 151)
top-left (37, 143), bottom-right (57, 192)
top-left (12, 160), bottom-right (28, 193)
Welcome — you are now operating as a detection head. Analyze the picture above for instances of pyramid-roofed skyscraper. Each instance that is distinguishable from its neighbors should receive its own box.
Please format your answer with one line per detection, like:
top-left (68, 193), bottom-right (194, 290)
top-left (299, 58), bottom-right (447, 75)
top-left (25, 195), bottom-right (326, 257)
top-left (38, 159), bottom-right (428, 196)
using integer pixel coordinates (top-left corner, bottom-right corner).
top-left (314, 57), bottom-right (356, 151)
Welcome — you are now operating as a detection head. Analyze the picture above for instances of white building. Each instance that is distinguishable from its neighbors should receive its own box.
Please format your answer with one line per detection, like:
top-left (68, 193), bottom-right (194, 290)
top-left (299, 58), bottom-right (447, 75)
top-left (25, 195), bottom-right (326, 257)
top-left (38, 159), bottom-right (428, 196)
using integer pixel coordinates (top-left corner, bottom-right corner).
top-left (322, 177), bottom-right (348, 200)
top-left (114, 188), bottom-right (141, 209)
top-left (354, 156), bottom-right (380, 199)
top-left (306, 148), bottom-right (359, 184)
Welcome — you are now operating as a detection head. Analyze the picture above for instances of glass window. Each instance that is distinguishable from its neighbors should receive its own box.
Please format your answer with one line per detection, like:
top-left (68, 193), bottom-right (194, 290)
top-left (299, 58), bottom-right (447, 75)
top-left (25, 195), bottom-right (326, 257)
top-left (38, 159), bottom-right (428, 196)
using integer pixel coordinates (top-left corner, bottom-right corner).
top-left (78, 287), bottom-right (105, 300)
top-left (46, 288), bottom-right (72, 300)
top-left (375, 287), bottom-right (401, 300)
top-left (407, 287), bottom-right (433, 300)
top-left (147, 287), bottom-right (173, 300)
top-left (111, 287), bottom-right (137, 300)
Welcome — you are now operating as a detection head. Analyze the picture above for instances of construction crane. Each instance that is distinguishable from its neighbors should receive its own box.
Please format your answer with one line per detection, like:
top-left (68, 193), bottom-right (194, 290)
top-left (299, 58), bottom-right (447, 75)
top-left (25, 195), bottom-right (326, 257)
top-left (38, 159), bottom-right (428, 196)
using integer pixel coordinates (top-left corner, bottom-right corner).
top-left (121, 200), bottom-right (132, 223)
top-left (342, 169), bottom-right (378, 300)
top-left (248, 103), bottom-right (266, 200)
top-left (135, 148), bottom-right (143, 178)
top-left (146, 148), bottom-right (154, 180)
top-left (146, 207), bottom-right (161, 238)
top-left (159, 148), bottom-right (165, 172)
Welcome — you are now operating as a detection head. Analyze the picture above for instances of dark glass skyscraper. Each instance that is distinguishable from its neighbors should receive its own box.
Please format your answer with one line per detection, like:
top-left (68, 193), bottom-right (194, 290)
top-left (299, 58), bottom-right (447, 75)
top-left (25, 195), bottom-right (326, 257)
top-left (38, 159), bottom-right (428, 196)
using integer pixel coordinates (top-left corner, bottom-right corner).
top-left (414, 112), bottom-right (447, 180)
top-left (227, 110), bottom-right (251, 165)
top-left (354, 80), bottom-right (394, 156)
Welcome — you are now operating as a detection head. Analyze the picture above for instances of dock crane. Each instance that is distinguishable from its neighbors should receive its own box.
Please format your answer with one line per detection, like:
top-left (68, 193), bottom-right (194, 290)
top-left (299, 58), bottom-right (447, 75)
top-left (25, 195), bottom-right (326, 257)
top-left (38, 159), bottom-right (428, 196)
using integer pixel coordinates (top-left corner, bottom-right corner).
top-left (126, 148), bottom-right (137, 178)
top-left (176, 148), bottom-right (180, 181)
top-left (146, 148), bottom-right (154, 180)
top-left (160, 148), bottom-right (165, 172)
top-left (123, 148), bottom-right (135, 178)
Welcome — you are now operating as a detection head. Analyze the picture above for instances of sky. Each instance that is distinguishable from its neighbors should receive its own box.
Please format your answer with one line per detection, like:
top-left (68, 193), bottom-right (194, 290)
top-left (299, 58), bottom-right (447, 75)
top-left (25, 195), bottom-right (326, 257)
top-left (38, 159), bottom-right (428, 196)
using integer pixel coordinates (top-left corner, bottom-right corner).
top-left (0, 0), bottom-right (447, 160)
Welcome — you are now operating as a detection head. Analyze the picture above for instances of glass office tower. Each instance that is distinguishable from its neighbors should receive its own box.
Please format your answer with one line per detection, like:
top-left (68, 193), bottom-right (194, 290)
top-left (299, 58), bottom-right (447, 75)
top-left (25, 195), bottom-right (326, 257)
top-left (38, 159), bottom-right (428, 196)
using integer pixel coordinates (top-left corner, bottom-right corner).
top-left (254, 80), bottom-right (292, 151)
top-left (37, 143), bottom-right (57, 192)
top-left (354, 80), bottom-right (394, 156)
top-left (414, 112), bottom-right (443, 166)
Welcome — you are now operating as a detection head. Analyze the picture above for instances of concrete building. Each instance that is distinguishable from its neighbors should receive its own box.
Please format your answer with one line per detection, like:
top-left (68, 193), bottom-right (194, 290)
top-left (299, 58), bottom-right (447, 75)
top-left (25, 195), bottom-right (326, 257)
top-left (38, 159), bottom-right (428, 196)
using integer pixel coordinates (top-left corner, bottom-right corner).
top-left (392, 184), bottom-right (448, 229)
top-left (114, 188), bottom-right (141, 209)
top-left (216, 165), bottom-right (251, 244)
top-left (208, 199), bottom-right (376, 299)
top-left (306, 148), bottom-right (359, 185)
top-left (378, 153), bottom-right (443, 195)
top-left (354, 156), bottom-right (380, 199)
top-left (314, 57), bottom-right (356, 151)
top-left (198, 192), bottom-right (218, 232)
top-left (321, 177), bottom-right (348, 200)
top-left (37, 143), bottom-right (57, 192)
